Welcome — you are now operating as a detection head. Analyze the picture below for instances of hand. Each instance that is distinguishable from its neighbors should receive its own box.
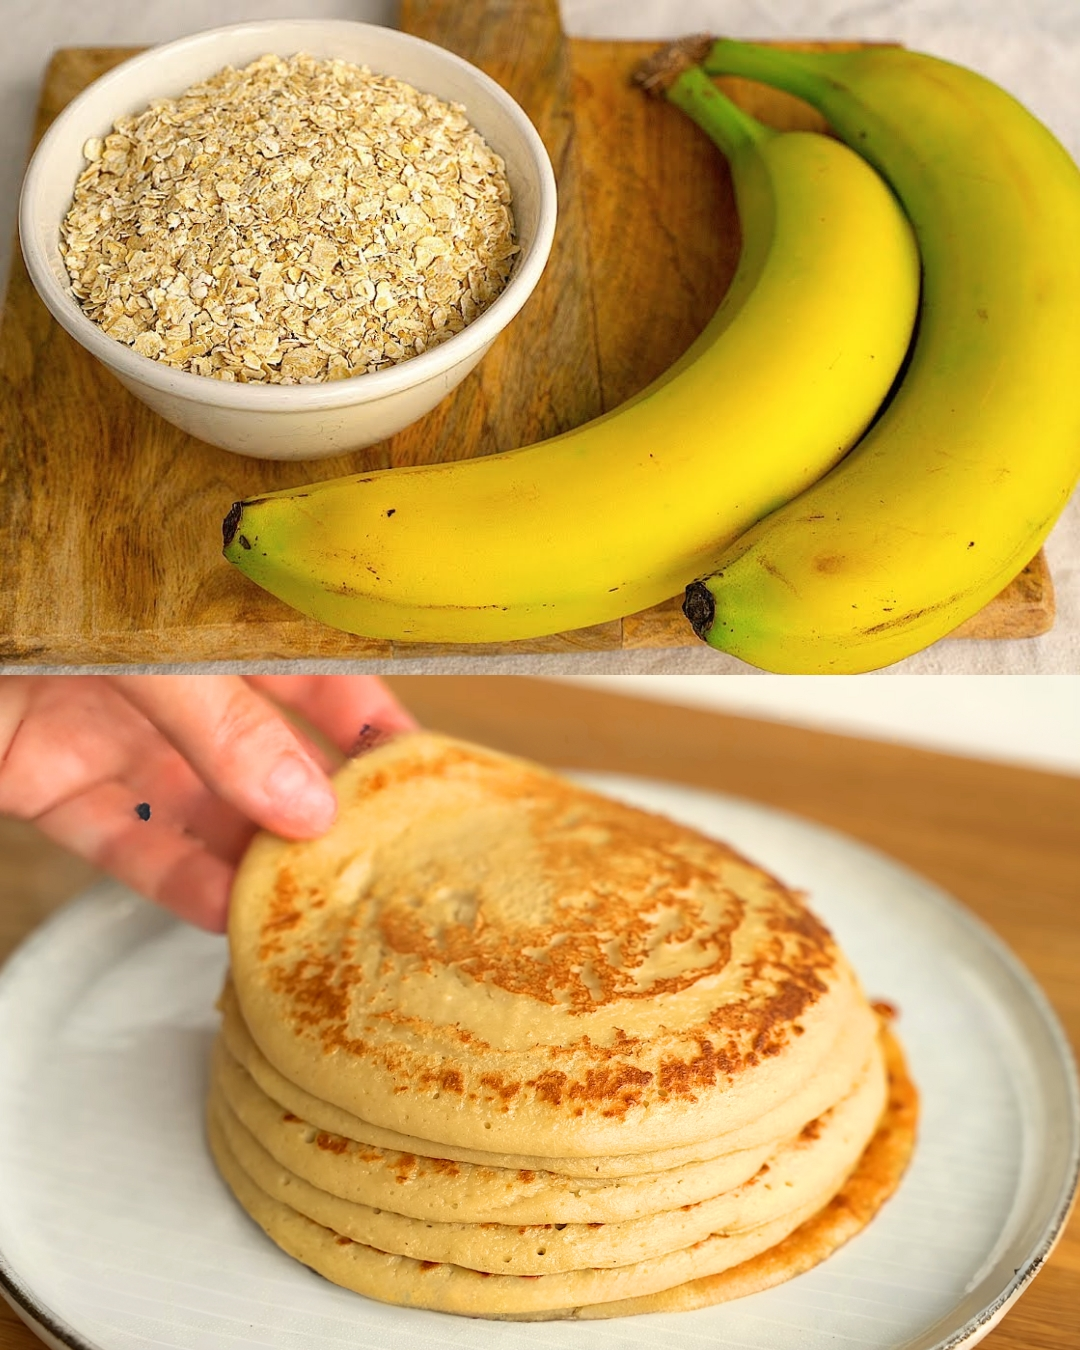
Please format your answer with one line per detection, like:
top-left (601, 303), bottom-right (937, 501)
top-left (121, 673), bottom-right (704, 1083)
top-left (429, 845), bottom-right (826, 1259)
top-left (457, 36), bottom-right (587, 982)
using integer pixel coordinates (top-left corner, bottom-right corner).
top-left (0, 675), bottom-right (416, 932)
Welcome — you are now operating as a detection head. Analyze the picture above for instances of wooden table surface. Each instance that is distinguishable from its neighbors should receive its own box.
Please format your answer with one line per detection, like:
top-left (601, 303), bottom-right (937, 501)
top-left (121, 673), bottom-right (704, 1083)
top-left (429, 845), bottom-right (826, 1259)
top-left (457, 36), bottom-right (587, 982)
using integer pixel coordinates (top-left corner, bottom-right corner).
top-left (0, 1), bottom-right (1053, 661)
top-left (0, 677), bottom-right (1077, 1348)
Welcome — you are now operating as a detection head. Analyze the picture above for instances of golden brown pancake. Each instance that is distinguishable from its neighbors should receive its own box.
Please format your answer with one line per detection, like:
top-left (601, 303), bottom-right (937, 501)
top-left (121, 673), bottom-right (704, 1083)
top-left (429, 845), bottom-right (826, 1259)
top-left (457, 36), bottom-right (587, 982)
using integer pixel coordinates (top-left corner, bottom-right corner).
top-left (228, 732), bottom-right (876, 1161)
top-left (218, 976), bottom-right (879, 1179)
top-left (211, 1031), bottom-right (782, 1224)
top-left (206, 1027), bottom-right (916, 1318)
top-left (213, 732), bottom-right (917, 1319)
top-left (209, 1030), bottom-right (887, 1273)
top-left (569, 1025), bottom-right (919, 1319)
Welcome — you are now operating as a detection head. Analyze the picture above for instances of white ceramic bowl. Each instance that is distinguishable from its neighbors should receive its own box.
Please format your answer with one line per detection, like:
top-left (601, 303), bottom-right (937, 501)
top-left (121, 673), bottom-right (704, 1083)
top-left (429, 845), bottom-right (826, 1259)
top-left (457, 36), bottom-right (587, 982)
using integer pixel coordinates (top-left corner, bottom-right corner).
top-left (19, 20), bottom-right (556, 460)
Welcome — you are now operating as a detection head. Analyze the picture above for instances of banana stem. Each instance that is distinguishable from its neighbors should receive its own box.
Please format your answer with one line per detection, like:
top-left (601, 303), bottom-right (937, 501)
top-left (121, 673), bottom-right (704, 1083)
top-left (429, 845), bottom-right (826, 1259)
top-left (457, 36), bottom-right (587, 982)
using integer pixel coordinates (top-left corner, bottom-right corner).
top-left (702, 39), bottom-right (842, 104)
top-left (666, 64), bottom-right (773, 158)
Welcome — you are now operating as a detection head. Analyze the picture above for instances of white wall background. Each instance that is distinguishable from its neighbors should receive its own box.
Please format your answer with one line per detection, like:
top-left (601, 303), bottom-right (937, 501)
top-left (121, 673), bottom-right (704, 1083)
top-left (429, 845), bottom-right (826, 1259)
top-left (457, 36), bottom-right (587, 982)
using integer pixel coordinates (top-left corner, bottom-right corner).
top-left (552, 676), bottom-right (1080, 776)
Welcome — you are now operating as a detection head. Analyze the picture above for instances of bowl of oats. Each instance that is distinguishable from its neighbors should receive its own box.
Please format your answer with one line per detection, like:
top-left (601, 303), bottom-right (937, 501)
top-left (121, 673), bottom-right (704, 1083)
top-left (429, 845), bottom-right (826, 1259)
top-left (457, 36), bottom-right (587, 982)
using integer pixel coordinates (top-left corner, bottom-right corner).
top-left (19, 20), bottom-right (556, 459)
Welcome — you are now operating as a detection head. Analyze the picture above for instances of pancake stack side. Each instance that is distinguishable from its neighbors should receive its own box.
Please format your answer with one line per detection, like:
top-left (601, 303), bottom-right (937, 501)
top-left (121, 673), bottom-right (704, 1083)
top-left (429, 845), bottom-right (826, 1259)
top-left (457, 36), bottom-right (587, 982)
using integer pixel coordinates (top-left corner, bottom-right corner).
top-left (210, 731), bottom-right (917, 1318)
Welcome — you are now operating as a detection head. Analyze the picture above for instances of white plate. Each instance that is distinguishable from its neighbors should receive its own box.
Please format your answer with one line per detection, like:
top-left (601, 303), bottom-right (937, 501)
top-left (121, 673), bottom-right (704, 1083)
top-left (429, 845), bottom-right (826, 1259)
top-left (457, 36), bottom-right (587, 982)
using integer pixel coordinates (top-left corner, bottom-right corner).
top-left (0, 775), bottom-right (1076, 1350)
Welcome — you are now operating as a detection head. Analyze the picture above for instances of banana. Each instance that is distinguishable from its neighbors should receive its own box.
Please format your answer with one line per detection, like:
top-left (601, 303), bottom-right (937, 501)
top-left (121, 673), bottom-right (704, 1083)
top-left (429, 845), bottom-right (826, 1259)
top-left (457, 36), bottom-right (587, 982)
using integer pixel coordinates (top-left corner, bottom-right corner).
top-left (684, 40), bottom-right (1080, 673)
top-left (223, 73), bottom-right (918, 644)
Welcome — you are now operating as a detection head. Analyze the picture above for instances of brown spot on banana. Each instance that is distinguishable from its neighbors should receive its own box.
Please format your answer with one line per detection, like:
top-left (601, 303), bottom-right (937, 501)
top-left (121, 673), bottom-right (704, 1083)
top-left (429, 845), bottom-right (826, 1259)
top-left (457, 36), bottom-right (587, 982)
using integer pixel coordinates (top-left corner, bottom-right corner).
top-left (222, 501), bottom-right (243, 549)
top-left (682, 582), bottom-right (715, 639)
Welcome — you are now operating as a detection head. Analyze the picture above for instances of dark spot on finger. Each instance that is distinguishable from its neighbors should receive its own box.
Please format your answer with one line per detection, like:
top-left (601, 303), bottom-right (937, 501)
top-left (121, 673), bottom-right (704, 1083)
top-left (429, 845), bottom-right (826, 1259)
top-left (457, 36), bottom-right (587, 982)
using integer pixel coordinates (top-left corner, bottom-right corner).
top-left (135, 802), bottom-right (151, 821)
top-left (349, 723), bottom-right (394, 758)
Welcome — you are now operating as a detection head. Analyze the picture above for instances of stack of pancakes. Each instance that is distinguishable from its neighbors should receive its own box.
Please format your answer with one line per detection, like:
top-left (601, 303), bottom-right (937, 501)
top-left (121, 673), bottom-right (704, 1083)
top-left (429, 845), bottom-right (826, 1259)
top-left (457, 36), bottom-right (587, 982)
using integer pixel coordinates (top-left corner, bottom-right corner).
top-left (209, 732), bottom-right (916, 1319)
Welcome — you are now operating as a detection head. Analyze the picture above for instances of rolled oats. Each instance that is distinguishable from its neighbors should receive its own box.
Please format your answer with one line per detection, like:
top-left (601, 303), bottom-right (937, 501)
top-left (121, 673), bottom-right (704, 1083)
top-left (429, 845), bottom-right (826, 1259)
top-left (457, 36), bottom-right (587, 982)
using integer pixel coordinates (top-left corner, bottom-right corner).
top-left (60, 54), bottom-right (519, 383)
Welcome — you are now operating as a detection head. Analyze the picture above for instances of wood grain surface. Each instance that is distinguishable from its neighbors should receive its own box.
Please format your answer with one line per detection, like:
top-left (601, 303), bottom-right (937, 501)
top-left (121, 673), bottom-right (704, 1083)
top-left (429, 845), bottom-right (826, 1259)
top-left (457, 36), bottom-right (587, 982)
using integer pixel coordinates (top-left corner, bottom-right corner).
top-left (0, 678), bottom-right (1076, 1348)
top-left (0, 3), bottom-right (1054, 663)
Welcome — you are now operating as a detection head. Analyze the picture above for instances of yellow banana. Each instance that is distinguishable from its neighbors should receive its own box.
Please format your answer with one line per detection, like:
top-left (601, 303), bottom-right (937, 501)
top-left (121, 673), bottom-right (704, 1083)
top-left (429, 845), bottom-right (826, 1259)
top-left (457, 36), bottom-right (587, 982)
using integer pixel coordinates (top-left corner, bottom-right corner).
top-left (223, 73), bottom-right (918, 643)
top-left (685, 40), bottom-right (1080, 672)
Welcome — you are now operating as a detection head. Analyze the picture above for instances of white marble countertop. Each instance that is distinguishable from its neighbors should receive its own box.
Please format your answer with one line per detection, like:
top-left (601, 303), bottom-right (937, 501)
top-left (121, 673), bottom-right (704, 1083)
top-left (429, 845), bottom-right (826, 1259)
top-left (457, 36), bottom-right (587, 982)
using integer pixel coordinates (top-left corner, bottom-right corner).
top-left (3, 0), bottom-right (1078, 676)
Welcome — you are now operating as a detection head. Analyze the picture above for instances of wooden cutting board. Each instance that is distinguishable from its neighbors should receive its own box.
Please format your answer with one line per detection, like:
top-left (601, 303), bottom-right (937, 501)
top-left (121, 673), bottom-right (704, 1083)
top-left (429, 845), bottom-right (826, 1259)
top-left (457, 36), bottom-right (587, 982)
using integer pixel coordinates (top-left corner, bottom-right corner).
top-left (0, 678), bottom-right (1077, 1350)
top-left (0, 0), bottom-right (1055, 662)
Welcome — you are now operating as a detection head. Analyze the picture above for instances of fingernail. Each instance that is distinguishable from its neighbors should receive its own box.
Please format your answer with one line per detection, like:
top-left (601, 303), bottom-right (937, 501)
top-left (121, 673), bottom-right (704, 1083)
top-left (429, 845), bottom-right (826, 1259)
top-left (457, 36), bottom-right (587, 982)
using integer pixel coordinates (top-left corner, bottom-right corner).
top-left (265, 756), bottom-right (337, 834)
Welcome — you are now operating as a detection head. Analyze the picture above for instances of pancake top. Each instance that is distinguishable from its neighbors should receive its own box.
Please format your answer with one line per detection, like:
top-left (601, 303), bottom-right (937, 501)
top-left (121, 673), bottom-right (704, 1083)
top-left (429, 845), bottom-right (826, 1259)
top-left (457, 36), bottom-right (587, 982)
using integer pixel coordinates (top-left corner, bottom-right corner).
top-left (229, 733), bottom-right (873, 1158)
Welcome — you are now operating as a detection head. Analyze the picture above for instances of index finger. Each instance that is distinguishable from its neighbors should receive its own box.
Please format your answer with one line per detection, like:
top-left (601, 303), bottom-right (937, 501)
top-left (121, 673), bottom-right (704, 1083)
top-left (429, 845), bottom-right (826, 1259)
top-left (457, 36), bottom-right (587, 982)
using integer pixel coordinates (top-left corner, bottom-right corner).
top-left (107, 675), bottom-right (338, 840)
top-left (244, 675), bottom-right (418, 759)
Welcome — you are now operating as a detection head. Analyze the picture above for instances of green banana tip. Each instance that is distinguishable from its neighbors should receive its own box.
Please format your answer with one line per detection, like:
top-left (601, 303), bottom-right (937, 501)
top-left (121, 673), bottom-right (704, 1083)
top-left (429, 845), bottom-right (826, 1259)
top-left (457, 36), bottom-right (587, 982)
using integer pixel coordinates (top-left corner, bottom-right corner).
top-left (682, 581), bottom-right (717, 641)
